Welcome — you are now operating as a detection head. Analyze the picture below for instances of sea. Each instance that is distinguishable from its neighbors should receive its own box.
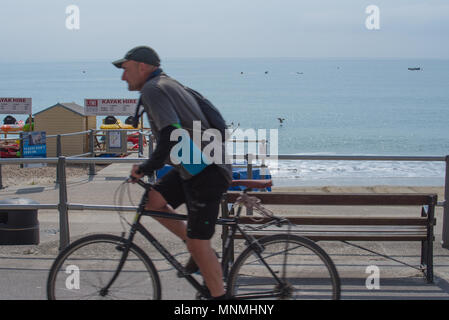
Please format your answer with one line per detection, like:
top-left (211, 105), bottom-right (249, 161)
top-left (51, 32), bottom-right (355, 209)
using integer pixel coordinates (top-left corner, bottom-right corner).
top-left (1, 58), bottom-right (448, 186)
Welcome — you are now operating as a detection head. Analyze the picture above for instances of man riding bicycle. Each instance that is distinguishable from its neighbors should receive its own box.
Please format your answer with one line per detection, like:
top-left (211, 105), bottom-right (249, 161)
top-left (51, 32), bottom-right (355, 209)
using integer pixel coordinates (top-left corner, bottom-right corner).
top-left (113, 46), bottom-right (232, 300)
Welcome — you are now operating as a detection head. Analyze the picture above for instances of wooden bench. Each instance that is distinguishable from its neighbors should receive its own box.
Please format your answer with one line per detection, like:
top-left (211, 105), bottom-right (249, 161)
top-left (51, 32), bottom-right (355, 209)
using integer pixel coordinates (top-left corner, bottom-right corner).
top-left (221, 190), bottom-right (437, 283)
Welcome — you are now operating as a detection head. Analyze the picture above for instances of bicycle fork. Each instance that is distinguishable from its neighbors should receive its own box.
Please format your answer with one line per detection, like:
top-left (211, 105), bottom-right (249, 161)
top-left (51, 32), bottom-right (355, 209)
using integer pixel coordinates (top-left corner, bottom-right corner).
top-left (99, 223), bottom-right (139, 297)
top-left (100, 193), bottom-right (148, 297)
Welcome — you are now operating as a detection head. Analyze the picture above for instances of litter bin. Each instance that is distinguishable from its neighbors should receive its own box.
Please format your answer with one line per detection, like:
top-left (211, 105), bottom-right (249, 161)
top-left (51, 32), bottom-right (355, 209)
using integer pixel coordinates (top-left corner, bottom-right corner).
top-left (0, 198), bottom-right (39, 245)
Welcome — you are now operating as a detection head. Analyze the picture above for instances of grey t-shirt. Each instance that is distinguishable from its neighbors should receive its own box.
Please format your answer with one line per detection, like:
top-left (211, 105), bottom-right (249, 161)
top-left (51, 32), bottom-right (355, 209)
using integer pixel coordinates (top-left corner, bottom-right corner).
top-left (140, 73), bottom-right (232, 182)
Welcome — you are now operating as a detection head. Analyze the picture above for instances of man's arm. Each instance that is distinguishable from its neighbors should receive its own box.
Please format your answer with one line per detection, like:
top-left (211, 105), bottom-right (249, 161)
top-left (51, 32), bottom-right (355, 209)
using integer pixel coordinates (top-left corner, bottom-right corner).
top-left (138, 124), bottom-right (179, 175)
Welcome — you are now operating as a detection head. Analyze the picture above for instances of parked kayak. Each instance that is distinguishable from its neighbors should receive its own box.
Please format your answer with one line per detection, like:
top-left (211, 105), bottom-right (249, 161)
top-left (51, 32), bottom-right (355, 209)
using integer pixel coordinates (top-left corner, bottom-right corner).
top-left (1, 120), bottom-right (24, 132)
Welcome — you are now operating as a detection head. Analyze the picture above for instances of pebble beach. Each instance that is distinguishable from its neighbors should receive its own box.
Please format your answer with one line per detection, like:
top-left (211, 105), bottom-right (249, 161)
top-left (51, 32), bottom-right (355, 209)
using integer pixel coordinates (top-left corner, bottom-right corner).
top-left (0, 164), bottom-right (107, 188)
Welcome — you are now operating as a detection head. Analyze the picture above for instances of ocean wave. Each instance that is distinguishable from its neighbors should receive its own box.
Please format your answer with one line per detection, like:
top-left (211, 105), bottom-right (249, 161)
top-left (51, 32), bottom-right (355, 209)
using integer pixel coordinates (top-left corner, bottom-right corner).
top-left (266, 159), bottom-right (445, 186)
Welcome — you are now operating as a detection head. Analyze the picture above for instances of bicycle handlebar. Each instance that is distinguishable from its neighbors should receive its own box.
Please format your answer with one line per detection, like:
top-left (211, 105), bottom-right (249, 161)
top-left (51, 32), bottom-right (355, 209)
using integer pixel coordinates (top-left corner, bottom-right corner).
top-left (127, 175), bottom-right (152, 190)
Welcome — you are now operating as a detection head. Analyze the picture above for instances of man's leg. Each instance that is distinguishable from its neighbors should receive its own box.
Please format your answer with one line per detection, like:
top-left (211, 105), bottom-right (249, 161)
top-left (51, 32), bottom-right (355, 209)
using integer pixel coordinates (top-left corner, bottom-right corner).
top-left (186, 238), bottom-right (225, 298)
top-left (144, 188), bottom-right (188, 241)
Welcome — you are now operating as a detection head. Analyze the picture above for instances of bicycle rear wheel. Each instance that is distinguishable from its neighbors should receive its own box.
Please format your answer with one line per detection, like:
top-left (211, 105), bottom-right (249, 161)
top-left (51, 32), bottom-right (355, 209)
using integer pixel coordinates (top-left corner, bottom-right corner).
top-left (227, 234), bottom-right (341, 300)
top-left (47, 234), bottom-right (161, 300)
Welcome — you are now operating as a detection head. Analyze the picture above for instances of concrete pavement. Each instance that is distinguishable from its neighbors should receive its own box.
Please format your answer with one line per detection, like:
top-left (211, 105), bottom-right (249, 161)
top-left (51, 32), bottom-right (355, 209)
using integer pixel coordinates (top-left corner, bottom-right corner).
top-left (1, 155), bottom-right (449, 300)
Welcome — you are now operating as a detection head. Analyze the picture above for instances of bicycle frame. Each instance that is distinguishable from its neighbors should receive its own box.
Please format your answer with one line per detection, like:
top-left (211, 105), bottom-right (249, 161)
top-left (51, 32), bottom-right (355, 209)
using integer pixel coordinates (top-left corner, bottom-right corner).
top-left (101, 180), bottom-right (289, 299)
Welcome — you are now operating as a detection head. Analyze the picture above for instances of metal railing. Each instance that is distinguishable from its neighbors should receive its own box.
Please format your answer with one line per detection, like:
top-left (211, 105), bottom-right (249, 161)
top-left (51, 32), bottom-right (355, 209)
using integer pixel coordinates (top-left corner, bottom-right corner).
top-left (0, 128), bottom-right (154, 186)
top-left (0, 153), bottom-right (448, 250)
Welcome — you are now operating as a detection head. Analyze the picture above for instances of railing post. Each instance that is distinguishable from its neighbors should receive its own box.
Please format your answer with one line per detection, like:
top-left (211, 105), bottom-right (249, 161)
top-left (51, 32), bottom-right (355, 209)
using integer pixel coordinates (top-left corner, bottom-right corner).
top-left (148, 133), bottom-right (154, 157)
top-left (56, 134), bottom-right (62, 184)
top-left (442, 155), bottom-right (449, 248)
top-left (259, 139), bottom-right (267, 168)
top-left (56, 134), bottom-right (62, 157)
top-left (148, 134), bottom-right (156, 183)
top-left (138, 131), bottom-right (144, 158)
top-left (57, 156), bottom-right (70, 251)
top-left (246, 153), bottom-right (253, 216)
top-left (247, 154), bottom-right (253, 179)
top-left (88, 129), bottom-right (96, 176)
top-left (221, 192), bottom-right (234, 278)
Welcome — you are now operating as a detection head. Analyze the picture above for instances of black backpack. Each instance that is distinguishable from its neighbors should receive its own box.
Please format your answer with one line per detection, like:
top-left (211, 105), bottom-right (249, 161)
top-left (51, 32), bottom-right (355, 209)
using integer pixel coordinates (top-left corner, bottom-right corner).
top-left (133, 75), bottom-right (228, 142)
top-left (183, 87), bottom-right (228, 142)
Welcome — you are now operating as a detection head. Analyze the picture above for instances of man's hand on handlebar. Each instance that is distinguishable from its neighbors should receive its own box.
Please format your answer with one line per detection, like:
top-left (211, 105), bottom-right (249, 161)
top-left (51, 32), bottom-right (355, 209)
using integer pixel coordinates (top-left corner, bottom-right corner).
top-left (129, 164), bottom-right (144, 183)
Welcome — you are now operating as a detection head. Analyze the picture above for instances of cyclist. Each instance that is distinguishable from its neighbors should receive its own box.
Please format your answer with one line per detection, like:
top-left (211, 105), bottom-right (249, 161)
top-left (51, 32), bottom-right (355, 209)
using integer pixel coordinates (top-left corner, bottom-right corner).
top-left (113, 46), bottom-right (232, 300)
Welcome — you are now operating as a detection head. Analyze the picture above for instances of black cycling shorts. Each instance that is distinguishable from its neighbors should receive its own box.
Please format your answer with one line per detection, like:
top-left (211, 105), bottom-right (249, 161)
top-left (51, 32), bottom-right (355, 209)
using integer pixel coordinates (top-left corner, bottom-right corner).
top-left (152, 165), bottom-right (230, 240)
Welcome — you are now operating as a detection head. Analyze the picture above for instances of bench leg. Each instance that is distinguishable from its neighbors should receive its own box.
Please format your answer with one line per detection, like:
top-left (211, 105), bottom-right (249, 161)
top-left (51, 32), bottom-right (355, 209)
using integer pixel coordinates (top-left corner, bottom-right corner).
top-left (421, 240), bottom-right (426, 267)
top-left (424, 202), bottom-right (435, 283)
top-left (426, 246), bottom-right (433, 283)
top-left (421, 239), bottom-right (433, 283)
top-left (426, 237), bottom-right (434, 283)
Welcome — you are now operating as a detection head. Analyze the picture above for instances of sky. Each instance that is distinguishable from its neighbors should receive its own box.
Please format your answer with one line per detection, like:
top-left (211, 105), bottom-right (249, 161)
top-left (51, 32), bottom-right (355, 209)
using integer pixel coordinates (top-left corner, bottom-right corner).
top-left (0, 0), bottom-right (448, 62)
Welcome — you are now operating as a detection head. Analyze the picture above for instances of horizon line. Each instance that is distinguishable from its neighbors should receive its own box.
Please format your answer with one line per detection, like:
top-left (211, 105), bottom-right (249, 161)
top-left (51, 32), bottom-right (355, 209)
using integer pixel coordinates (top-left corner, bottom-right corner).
top-left (2, 56), bottom-right (449, 63)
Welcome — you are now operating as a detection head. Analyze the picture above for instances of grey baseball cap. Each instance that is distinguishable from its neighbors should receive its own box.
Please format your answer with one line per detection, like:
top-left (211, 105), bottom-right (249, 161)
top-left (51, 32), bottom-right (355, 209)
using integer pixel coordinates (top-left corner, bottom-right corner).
top-left (112, 46), bottom-right (161, 68)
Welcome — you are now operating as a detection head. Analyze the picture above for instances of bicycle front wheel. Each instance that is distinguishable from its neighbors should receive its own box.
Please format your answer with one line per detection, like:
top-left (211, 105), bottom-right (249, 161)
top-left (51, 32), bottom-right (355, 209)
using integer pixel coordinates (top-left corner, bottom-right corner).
top-left (227, 234), bottom-right (341, 300)
top-left (47, 234), bottom-right (161, 300)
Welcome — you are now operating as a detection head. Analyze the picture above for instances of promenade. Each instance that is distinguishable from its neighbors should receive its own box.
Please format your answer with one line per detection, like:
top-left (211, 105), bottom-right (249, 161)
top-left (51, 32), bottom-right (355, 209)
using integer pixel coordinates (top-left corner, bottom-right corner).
top-left (1, 157), bottom-right (449, 300)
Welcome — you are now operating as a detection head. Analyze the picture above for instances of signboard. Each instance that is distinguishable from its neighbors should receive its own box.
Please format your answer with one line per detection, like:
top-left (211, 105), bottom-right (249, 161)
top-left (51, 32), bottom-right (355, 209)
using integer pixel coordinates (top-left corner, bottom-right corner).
top-left (20, 131), bottom-right (47, 168)
top-left (105, 130), bottom-right (127, 154)
top-left (0, 98), bottom-right (32, 114)
top-left (84, 98), bottom-right (137, 116)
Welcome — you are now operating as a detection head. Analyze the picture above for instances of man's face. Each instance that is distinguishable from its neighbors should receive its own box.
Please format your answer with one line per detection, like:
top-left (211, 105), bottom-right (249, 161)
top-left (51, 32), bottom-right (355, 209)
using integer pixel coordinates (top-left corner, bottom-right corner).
top-left (121, 61), bottom-right (152, 91)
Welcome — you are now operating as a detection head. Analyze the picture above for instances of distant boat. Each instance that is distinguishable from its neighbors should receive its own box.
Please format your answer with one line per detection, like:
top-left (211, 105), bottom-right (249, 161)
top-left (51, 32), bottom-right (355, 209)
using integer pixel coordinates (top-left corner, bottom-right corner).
top-left (408, 67), bottom-right (421, 71)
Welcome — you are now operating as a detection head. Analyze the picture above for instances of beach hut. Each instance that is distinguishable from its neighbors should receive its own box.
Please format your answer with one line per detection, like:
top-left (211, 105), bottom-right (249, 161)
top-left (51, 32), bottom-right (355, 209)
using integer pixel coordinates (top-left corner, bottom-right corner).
top-left (34, 102), bottom-right (96, 157)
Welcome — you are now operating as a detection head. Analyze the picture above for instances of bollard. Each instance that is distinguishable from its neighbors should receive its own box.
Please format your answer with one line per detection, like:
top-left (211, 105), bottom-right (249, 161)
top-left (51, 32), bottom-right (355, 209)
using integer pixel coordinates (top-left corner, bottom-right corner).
top-left (57, 156), bottom-right (70, 251)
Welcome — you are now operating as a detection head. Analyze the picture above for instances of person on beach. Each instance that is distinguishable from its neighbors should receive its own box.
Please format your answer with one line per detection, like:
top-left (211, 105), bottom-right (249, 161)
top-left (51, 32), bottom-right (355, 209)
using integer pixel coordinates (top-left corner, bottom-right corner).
top-left (113, 46), bottom-right (232, 300)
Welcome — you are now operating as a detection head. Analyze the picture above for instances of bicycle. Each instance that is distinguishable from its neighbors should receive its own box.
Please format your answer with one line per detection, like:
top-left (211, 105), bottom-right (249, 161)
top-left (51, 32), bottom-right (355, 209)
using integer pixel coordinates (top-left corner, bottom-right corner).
top-left (47, 178), bottom-right (341, 300)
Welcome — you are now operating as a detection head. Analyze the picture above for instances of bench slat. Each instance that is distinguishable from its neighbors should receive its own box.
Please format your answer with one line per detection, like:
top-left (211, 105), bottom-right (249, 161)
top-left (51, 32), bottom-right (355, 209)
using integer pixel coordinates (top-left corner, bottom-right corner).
top-left (236, 216), bottom-right (429, 226)
top-left (225, 192), bottom-right (437, 206)
top-left (233, 233), bottom-right (427, 241)
top-left (241, 226), bottom-right (427, 232)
